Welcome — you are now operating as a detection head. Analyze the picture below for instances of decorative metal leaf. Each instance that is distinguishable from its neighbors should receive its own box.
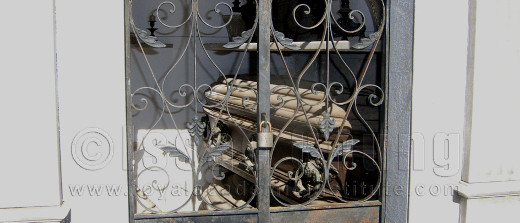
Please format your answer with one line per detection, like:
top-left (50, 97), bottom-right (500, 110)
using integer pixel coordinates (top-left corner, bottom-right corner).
top-left (187, 116), bottom-right (206, 144)
top-left (352, 31), bottom-right (380, 49)
top-left (293, 142), bottom-right (321, 159)
top-left (223, 28), bottom-right (255, 48)
top-left (159, 146), bottom-right (191, 163)
top-left (273, 30), bottom-right (300, 50)
top-left (318, 112), bottom-right (336, 141)
top-left (331, 139), bottom-right (360, 159)
top-left (134, 27), bottom-right (166, 48)
top-left (200, 144), bottom-right (232, 167)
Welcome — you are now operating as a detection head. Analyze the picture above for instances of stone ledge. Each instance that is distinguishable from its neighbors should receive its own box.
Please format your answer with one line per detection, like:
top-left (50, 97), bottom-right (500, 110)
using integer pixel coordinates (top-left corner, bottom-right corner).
top-left (456, 181), bottom-right (520, 199)
top-left (0, 203), bottom-right (70, 223)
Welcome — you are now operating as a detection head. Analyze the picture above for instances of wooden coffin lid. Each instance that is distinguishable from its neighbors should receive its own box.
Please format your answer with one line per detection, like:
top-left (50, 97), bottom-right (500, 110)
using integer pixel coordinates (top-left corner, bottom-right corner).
top-left (206, 78), bottom-right (351, 129)
top-left (203, 107), bottom-right (350, 152)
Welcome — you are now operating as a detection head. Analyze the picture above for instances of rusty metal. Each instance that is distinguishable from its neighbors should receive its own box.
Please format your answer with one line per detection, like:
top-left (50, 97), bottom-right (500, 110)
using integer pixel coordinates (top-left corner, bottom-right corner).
top-left (135, 203), bottom-right (379, 222)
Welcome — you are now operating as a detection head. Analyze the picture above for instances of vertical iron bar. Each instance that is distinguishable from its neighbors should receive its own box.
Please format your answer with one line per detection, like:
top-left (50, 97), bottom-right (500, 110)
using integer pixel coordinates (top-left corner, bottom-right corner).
top-left (125, 0), bottom-right (136, 222)
top-left (257, 0), bottom-right (271, 222)
top-left (256, 147), bottom-right (270, 222)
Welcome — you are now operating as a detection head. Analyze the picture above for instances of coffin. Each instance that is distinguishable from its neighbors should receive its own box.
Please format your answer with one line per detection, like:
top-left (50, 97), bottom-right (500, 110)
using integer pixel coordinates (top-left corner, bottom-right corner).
top-left (204, 78), bottom-right (351, 140)
top-left (203, 78), bottom-right (353, 153)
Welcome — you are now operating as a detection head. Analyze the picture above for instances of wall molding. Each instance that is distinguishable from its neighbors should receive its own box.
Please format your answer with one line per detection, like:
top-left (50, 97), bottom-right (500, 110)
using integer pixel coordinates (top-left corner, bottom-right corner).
top-left (456, 181), bottom-right (520, 199)
top-left (0, 203), bottom-right (70, 223)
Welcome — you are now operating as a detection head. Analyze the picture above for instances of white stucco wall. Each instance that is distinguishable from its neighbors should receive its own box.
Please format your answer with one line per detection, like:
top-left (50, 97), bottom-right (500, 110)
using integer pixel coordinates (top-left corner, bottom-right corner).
top-left (55, 0), bottom-right (129, 222)
top-left (0, 0), bottom-right (62, 209)
top-left (409, 0), bottom-right (469, 222)
top-left (1, 0), bottom-right (129, 221)
top-left (411, 0), bottom-right (520, 223)
top-left (457, 0), bottom-right (520, 222)
top-left (462, 0), bottom-right (520, 184)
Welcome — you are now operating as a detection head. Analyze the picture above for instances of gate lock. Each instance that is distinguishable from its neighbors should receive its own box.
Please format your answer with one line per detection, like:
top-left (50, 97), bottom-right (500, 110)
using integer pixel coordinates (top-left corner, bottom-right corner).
top-left (257, 121), bottom-right (273, 148)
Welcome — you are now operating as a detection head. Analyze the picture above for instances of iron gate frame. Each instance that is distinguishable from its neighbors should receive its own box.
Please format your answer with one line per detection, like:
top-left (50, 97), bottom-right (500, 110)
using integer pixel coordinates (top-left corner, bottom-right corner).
top-left (124, 0), bottom-right (414, 222)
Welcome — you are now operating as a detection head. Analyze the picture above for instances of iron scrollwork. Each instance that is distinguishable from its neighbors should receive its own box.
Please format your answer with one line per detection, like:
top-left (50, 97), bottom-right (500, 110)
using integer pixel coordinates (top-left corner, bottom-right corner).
top-left (267, 0), bottom-right (386, 206)
top-left (130, 0), bottom-right (259, 214)
top-left (129, 0), bottom-right (386, 215)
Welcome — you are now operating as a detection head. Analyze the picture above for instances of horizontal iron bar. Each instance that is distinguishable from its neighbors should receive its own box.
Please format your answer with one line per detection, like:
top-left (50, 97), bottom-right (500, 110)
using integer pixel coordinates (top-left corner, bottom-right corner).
top-left (135, 205), bottom-right (380, 223)
top-left (270, 201), bottom-right (381, 213)
top-left (134, 201), bottom-right (381, 220)
top-left (134, 209), bottom-right (259, 220)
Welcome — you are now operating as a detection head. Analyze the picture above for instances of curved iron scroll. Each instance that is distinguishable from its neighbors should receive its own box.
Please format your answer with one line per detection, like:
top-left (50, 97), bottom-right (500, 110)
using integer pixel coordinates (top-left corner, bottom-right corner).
top-left (266, 0), bottom-right (385, 206)
top-left (129, 0), bottom-right (386, 214)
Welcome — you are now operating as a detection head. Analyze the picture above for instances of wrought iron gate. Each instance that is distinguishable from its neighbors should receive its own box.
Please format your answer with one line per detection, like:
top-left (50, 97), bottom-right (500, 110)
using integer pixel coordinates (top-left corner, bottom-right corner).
top-left (125, 0), bottom-right (412, 222)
